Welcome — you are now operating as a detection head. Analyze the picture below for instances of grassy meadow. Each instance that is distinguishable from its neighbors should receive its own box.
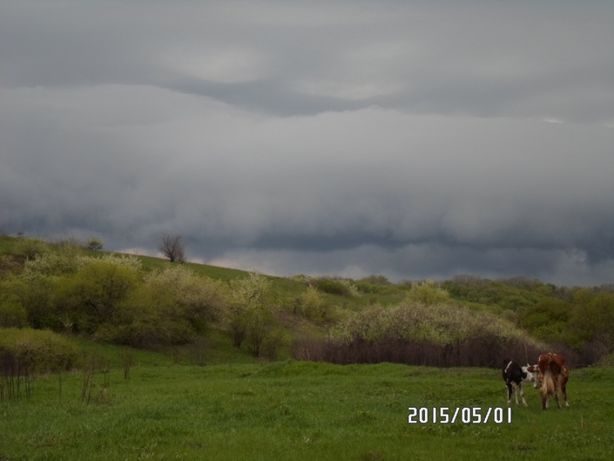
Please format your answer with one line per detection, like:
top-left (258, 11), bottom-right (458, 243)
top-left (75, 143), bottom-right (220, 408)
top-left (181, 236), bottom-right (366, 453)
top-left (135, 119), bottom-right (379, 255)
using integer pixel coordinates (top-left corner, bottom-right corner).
top-left (1, 356), bottom-right (613, 461)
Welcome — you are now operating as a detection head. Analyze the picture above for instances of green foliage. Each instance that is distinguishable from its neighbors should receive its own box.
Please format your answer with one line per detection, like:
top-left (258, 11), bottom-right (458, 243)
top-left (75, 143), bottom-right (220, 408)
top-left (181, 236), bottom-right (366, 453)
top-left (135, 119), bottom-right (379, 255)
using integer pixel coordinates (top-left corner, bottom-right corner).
top-left (442, 276), bottom-right (545, 310)
top-left (143, 266), bottom-right (225, 330)
top-left (23, 251), bottom-right (80, 276)
top-left (242, 304), bottom-right (276, 356)
top-left (597, 351), bottom-right (614, 366)
top-left (439, 277), bottom-right (612, 356)
top-left (226, 273), bottom-right (271, 348)
top-left (313, 277), bottom-right (359, 297)
top-left (335, 301), bottom-right (542, 348)
top-left (2, 236), bottom-right (613, 363)
top-left (229, 272), bottom-right (272, 307)
top-left (0, 328), bottom-right (79, 372)
top-left (404, 280), bottom-right (451, 305)
top-left (0, 297), bottom-right (27, 327)
top-left (359, 275), bottom-right (391, 286)
top-left (570, 293), bottom-right (614, 352)
top-left (518, 299), bottom-right (571, 344)
top-left (55, 256), bottom-right (141, 334)
top-left (259, 329), bottom-right (286, 359)
top-left (100, 267), bottom-right (226, 347)
top-left (0, 255), bottom-right (22, 276)
top-left (3, 273), bottom-right (60, 329)
top-left (13, 238), bottom-right (48, 260)
top-left (295, 286), bottom-right (330, 323)
top-left (226, 273), bottom-right (282, 357)
top-left (86, 237), bottom-right (103, 251)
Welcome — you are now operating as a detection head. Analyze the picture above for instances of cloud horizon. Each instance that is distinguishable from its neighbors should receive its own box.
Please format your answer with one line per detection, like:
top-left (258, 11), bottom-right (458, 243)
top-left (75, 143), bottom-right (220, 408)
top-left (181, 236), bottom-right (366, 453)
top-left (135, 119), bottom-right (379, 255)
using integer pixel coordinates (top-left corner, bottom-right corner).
top-left (2, 1), bottom-right (614, 286)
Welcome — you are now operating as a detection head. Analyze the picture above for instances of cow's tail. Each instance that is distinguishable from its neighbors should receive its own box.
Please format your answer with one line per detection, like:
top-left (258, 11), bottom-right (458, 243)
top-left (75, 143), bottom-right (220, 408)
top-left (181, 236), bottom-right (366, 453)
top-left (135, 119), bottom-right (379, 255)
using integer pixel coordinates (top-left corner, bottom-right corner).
top-left (541, 370), bottom-right (555, 397)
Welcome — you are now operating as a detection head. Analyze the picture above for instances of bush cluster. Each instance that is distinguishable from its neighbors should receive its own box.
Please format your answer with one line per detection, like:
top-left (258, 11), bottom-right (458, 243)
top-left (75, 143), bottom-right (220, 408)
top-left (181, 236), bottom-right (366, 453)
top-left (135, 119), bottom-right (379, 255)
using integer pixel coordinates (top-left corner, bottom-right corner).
top-left (312, 277), bottom-right (359, 297)
top-left (0, 328), bottom-right (79, 372)
top-left (1, 254), bottom-right (226, 348)
top-left (294, 301), bottom-right (547, 367)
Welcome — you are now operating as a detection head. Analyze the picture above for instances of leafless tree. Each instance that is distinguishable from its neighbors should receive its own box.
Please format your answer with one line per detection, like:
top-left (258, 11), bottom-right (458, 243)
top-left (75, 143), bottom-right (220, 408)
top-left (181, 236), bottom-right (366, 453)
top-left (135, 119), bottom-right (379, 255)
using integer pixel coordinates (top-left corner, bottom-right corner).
top-left (159, 234), bottom-right (185, 263)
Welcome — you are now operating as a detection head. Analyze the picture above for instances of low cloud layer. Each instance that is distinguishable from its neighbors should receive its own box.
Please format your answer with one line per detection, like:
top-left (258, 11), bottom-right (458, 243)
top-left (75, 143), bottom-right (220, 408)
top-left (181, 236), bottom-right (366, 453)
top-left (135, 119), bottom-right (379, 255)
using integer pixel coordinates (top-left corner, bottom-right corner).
top-left (1, 1), bottom-right (614, 285)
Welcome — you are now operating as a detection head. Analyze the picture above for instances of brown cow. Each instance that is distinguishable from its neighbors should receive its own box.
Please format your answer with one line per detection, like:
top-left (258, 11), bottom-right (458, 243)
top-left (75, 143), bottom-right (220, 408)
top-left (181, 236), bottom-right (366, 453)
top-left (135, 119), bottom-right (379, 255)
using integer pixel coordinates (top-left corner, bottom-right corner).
top-left (531, 352), bottom-right (569, 410)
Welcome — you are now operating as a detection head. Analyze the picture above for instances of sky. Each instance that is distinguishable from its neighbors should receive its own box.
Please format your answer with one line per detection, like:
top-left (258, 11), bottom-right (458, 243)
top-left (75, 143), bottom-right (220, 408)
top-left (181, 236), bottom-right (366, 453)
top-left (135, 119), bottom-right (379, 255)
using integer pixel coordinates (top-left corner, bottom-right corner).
top-left (1, 0), bottom-right (614, 285)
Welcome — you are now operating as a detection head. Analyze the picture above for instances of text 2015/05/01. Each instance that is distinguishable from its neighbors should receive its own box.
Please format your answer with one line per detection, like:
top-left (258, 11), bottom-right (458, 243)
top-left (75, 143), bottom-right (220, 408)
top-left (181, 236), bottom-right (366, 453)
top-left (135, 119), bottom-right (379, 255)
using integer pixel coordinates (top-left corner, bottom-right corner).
top-left (408, 407), bottom-right (512, 424)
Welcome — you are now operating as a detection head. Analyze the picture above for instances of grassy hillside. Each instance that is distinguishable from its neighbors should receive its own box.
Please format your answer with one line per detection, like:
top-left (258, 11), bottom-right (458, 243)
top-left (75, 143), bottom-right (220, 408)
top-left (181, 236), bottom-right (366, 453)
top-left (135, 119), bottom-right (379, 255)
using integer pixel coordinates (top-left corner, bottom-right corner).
top-left (1, 360), bottom-right (612, 460)
top-left (2, 234), bottom-right (613, 366)
top-left (0, 235), bottom-right (408, 308)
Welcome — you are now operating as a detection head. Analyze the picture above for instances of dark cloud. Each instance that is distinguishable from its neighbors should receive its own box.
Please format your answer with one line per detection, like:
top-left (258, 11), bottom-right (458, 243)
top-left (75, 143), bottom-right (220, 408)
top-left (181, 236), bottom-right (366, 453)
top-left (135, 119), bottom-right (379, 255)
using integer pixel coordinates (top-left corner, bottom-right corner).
top-left (1, 1), bottom-right (614, 285)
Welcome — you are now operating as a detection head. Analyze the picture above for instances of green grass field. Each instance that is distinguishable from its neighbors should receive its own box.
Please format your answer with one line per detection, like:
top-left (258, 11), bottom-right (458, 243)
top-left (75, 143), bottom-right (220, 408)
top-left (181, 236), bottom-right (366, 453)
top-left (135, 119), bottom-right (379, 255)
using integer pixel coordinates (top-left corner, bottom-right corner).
top-left (2, 358), bottom-right (613, 461)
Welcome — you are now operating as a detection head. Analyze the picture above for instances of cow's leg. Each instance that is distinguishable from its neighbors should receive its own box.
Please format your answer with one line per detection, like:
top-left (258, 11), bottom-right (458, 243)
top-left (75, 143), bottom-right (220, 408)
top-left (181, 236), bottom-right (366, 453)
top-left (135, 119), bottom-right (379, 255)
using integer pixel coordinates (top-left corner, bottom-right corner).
top-left (562, 384), bottom-right (569, 407)
top-left (511, 382), bottom-right (519, 405)
top-left (563, 369), bottom-right (570, 407)
top-left (506, 382), bottom-right (512, 405)
top-left (519, 383), bottom-right (528, 407)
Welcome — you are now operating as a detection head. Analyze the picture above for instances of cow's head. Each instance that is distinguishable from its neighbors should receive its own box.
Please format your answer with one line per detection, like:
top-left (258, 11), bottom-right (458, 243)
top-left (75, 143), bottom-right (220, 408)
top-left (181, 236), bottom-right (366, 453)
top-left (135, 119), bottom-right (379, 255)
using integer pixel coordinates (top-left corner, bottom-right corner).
top-left (521, 364), bottom-right (535, 383)
top-left (525, 363), bottom-right (542, 388)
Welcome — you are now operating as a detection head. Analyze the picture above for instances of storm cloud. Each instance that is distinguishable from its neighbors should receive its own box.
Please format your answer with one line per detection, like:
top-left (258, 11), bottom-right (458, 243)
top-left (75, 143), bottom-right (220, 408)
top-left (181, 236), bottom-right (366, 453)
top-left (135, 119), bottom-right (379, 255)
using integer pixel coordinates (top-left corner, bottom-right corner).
top-left (1, 0), bottom-right (614, 285)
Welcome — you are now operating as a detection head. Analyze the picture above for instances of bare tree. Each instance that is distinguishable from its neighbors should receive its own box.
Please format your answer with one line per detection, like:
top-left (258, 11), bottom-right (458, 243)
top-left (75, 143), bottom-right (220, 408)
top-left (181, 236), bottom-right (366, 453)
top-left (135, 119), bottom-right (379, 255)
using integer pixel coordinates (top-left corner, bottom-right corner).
top-left (159, 234), bottom-right (185, 263)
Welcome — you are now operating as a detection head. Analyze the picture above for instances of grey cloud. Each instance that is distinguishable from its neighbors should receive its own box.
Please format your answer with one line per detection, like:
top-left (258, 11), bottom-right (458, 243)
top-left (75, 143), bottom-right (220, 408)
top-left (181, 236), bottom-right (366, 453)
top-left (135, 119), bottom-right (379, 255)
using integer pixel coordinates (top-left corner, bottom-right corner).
top-left (2, 1), bottom-right (614, 121)
top-left (1, 1), bottom-right (614, 285)
top-left (207, 244), bottom-right (614, 287)
top-left (163, 78), bottom-right (368, 116)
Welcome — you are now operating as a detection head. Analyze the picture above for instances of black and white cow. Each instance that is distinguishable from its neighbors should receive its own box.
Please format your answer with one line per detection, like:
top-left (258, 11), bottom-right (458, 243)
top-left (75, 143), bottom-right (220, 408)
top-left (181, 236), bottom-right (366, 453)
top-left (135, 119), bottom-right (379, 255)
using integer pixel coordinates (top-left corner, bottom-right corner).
top-left (502, 359), bottom-right (532, 406)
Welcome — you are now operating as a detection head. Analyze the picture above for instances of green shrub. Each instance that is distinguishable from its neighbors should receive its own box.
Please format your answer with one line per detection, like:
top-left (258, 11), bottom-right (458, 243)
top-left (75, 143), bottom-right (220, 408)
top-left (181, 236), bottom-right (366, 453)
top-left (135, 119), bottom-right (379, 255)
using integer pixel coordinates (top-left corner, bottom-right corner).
top-left (23, 251), bottom-right (80, 276)
top-left (243, 305), bottom-right (276, 357)
top-left (404, 281), bottom-right (450, 305)
top-left (570, 293), bottom-right (614, 352)
top-left (334, 301), bottom-right (542, 348)
top-left (226, 273), bottom-right (280, 357)
top-left (14, 239), bottom-right (48, 260)
top-left (3, 273), bottom-right (60, 330)
top-left (313, 278), bottom-right (359, 297)
top-left (102, 267), bottom-right (226, 347)
top-left (597, 351), bottom-right (614, 367)
top-left (0, 328), bottom-right (79, 372)
top-left (0, 255), bottom-right (22, 276)
top-left (296, 287), bottom-right (327, 322)
top-left (359, 275), bottom-right (391, 286)
top-left (0, 298), bottom-right (27, 327)
top-left (86, 238), bottom-right (103, 251)
top-left (55, 257), bottom-right (140, 334)
top-left (260, 329), bottom-right (286, 360)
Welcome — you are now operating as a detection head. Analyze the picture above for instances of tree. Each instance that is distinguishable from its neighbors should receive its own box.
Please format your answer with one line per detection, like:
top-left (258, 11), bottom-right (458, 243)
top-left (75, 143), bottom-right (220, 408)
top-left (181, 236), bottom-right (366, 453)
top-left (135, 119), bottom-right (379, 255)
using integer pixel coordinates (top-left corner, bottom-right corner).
top-left (55, 257), bottom-right (140, 334)
top-left (108, 267), bottom-right (226, 347)
top-left (159, 234), bottom-right (185, 263)
top-left (226, 273), bottom-right (281, 356)
top-left (86, 237), bottom-right (103, 251)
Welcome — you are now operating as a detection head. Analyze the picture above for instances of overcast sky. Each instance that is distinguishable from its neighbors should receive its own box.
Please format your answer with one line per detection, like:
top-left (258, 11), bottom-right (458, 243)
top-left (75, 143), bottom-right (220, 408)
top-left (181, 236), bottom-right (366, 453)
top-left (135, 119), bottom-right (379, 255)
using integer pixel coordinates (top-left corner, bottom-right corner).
top-left (1, 1), bottom-right (614, 285)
